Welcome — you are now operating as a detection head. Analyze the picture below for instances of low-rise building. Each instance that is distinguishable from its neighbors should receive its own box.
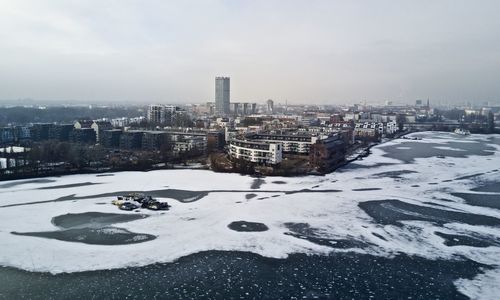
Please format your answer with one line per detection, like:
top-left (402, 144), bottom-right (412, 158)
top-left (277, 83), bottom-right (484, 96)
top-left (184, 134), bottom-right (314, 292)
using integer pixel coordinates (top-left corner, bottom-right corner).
top-left (101, 129), bottom-right (123, 148)
top-left (111, 117), bottom-right (130, 128)
top-left (30, 123), bottom-right (54, 141)
top-left (119, 131), bottom-right (143, 150)
top-left (309, 134), bottom-right (346, 172)
top-left (354, 122), bottom-right (382, 141)
top-left (404, 114), bottom-right (417, 123)
top-left (207, 131), bottom-right (225, 152)
top-left (172, 135), bottom-right (207, 156)
top-left (74, 119), bottom-right (93, 129)
top-left (225, 127), bottom-right (239, 142)
top-left (385, 120), bottom-right (398, 135)
top-left (216, 117), bottom-right (231, 128)
top-left (91, 121), bottom-right (113, 143)
top-left (14, 126), bottom-right (31, 141)
top-left (48, 124), bottom-right (74, 141)
top-left (70, 128), bottom-right (96, 144)
top-left (229, 138), bottom-right (282, 164)
top-left (142, 131), bottom-right (169, 151)
top-left (0, 127), bottom-right (14, 144)
top-left (246, 133), bottom-right (321, 154)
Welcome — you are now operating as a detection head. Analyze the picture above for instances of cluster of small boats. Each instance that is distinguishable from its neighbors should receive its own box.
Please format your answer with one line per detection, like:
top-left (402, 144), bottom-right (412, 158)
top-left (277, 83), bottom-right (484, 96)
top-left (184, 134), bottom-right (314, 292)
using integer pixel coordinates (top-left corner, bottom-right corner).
top-left (454, 128), bottom-right (471, 135)
top-left (401, 136), bottom-right (422, 140)
top-left (112, 193), bottom-right (171, 211)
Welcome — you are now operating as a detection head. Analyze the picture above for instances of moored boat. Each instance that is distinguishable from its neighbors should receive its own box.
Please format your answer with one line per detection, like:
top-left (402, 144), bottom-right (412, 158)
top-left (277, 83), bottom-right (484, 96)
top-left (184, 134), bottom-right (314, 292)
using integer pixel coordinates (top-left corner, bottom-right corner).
top-left (454, 128), bottom-right (470, 135)
top-left (113, 194), bottom-right (170, 211)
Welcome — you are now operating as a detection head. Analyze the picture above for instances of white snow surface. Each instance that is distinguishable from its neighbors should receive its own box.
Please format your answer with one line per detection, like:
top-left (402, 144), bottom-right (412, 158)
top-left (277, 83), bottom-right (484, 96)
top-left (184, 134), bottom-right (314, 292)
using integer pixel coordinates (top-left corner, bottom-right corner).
top-left (0, 132), bottom-right (500, 298)
top-left (456, 268), bottom-right (500, 300)
top-left (0, 158), bottom-right (16, 169)
top-left (0, 146), bottom-right (27, 153)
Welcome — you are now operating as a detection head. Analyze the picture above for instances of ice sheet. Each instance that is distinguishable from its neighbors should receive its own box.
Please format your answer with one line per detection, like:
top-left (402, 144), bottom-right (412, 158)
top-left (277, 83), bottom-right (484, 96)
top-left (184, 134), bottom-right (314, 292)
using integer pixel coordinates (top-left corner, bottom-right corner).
top-left (0, 132), bottom-right (499, 299)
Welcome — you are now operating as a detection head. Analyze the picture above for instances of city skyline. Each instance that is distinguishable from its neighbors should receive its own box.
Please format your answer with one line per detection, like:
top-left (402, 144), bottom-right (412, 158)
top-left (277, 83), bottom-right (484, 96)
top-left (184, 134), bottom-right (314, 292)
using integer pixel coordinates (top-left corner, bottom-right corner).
top-left (1, 1), bottom-right (500, 105)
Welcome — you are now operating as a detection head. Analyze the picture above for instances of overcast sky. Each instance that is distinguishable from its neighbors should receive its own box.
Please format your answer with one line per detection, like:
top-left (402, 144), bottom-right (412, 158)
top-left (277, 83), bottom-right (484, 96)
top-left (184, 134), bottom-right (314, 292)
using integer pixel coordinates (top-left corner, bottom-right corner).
top-left (0, 0), bottom-right (499, 105)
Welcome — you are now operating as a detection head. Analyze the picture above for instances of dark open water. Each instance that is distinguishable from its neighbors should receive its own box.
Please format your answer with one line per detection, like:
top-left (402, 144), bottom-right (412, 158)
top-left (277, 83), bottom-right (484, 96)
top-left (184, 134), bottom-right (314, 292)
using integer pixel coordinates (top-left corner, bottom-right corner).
top-left (0, 251), bottom-right (483, 299)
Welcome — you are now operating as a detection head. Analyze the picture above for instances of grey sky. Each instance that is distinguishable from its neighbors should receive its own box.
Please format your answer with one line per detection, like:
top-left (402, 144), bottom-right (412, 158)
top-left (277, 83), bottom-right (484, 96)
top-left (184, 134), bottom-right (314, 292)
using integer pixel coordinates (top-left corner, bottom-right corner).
top-left (0, 0), bottom-right (499, 105)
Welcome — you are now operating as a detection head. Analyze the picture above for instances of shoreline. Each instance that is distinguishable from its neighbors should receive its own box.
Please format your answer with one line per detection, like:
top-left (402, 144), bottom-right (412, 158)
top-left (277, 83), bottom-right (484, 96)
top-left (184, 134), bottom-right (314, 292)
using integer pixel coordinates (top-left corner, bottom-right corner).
top-left (0, 132), bottom-right (413, 182)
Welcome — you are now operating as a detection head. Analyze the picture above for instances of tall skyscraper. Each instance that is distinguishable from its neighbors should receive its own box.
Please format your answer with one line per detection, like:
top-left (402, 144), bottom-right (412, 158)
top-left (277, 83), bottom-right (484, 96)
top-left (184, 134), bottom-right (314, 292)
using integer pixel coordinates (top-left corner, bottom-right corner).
top-left (266, 99), bottom-right (274, 114)
top-left (215, 77), bottom-right (230, 115)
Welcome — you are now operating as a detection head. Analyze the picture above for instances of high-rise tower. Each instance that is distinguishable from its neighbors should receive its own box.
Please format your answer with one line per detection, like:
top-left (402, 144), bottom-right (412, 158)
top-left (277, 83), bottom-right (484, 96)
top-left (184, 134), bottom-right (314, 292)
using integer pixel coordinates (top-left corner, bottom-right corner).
top-left (215, 77), bottom-right (230, 115)
top-left (266, 99), bottom-right (274, 114)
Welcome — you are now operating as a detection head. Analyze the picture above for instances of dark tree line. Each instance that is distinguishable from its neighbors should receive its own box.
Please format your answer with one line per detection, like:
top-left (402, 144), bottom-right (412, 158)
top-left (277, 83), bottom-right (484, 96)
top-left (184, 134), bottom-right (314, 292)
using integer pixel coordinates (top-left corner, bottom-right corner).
top-left (28, 141), bottom-right (106, 170)
top-left (0, 141), bottom-right (108, 179)
top-left (210, 154), bottom-right (256, 175)
top-left (0, 106), bottom-right (144, 126)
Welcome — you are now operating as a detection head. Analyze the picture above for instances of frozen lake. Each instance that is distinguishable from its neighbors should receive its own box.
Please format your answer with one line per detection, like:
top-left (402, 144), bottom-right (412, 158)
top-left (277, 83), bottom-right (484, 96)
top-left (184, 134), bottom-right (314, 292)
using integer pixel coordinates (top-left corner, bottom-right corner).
top-left (0, 132), bottom-right (499, 299)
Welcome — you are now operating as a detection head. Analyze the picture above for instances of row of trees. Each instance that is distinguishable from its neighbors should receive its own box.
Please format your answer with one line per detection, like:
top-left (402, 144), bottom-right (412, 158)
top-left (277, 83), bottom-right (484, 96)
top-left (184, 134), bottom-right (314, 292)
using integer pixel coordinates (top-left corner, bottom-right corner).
top-left (0, 106), bottom-right (143, 126)
top-left (27, 141), bottom-right (107, 170)
top-left (1, 137), bottom-right (209, 179)
top-left (0, 141), bottom-right (108, 178)
top-left (210, 154), bottom-right (256, 174)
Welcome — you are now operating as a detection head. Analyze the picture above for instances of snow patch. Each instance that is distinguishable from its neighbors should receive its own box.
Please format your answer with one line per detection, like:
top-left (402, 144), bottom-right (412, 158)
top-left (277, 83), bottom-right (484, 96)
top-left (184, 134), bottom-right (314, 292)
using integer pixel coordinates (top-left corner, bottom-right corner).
top-left (455, 267), bottom-right (500, 300)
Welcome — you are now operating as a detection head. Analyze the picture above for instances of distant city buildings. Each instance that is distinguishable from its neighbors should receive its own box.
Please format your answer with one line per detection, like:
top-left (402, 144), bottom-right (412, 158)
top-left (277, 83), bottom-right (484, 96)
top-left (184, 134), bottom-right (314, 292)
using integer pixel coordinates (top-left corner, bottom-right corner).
top-left (91, 120), bottom-right (112, 143)
top-left (70, 128), bottom-right (96, 144)
top-left (215, 77), bottom-right (230, 115)
top-left (30, 123), bottom-right (52, 141)
top-left (1, 75), bottom-right (499, 177)
top-left (147, 104), bottom-right (164, 124)
top-left (147, 104), bottom-right (182, 125)
top-left (110, 117), bottom-right (129, 128)
top-left (229, 102), bottom-right (257, 116)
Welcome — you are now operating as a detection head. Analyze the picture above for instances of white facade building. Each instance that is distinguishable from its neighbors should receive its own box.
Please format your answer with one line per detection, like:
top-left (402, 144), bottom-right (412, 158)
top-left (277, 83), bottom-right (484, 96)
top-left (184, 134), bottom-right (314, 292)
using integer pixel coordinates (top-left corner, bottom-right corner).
top-left (385, 120), bottom-right (398, 135)
top-left (247, 133), bottom-right (321, 154)
top-left (110, 118), bottom-right (127, 127)
top-left (229, 139), bottom-right (282, 164)
top-left (147, 104), bottom-right (165, 124)
top-left (147, 104), bottom-right (179, 125)
top-left (172, 135), bottom-right (207, 155)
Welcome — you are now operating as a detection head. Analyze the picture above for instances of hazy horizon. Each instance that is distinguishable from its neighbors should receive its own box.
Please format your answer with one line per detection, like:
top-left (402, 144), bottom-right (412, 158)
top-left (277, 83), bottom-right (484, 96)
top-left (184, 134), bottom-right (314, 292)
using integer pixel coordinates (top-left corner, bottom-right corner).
top-left (1, 0), bottom-right (499, 105)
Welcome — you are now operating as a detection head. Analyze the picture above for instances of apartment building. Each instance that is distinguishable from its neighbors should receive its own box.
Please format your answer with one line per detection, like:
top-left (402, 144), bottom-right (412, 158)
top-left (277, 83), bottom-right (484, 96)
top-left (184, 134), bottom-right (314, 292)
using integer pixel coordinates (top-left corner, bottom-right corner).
top-left (246, 133), bottom-right (320, 154)
top-left (229, 138), bottom-right (282, 164)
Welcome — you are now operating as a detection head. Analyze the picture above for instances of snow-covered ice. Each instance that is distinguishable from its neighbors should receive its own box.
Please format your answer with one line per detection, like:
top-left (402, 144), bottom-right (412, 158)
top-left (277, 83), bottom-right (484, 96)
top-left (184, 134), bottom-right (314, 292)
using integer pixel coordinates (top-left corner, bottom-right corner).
top-left (0, 131), bottom-right (499, 298)
top-left (456, 268), bottom-right (500, 300)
